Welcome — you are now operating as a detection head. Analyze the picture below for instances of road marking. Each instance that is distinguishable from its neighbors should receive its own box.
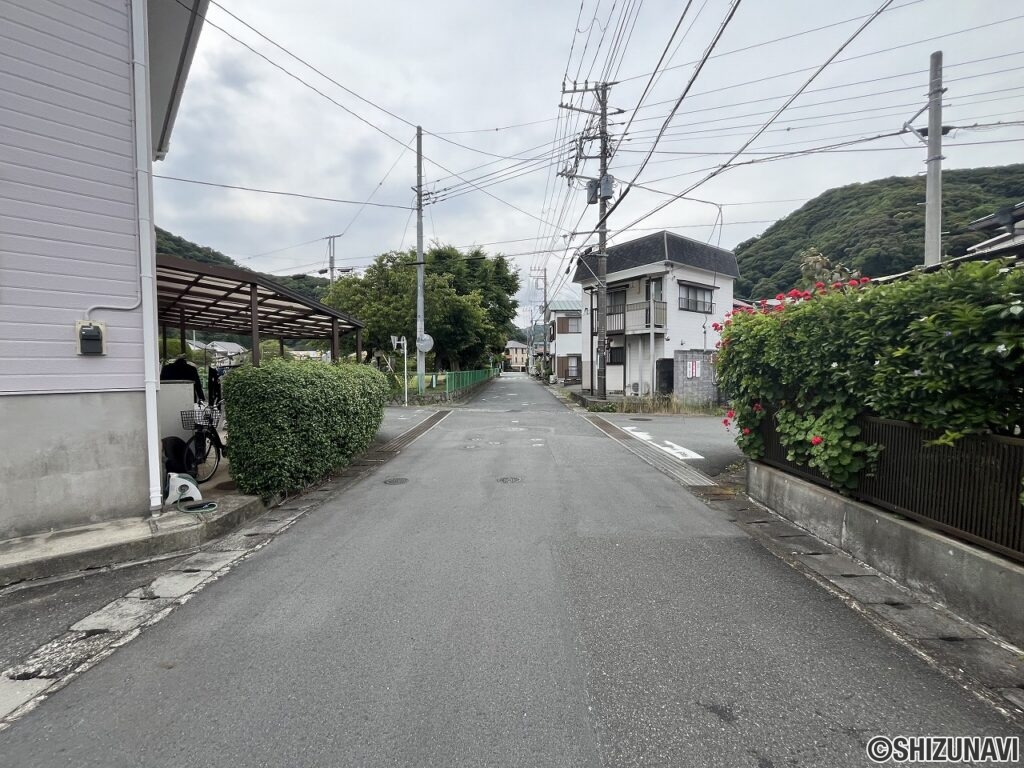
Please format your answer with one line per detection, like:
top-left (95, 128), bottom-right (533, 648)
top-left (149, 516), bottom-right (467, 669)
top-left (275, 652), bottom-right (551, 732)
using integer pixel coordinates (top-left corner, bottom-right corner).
top-left (621, 427), bottom-right (704, 460)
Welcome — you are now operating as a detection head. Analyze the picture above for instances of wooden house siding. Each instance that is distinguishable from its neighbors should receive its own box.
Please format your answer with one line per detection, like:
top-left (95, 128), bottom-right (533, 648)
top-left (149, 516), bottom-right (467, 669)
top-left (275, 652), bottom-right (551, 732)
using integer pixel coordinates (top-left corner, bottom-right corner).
top-left (0, 0), bottom-right (144, 394)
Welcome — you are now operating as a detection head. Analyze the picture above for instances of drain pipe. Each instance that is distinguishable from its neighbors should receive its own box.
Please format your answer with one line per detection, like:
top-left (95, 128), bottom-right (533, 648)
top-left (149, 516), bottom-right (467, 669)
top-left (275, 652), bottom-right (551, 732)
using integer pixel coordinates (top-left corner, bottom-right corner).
top-left (129, 0), bottom-right (164, 514)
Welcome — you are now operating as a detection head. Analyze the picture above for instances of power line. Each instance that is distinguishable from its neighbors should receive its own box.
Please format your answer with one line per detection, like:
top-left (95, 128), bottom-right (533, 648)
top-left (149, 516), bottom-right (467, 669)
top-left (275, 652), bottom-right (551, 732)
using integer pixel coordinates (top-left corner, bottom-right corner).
top-left (617, 60), bottom-right (1024, 139)
top-left (151, 175), bottom-right (414, 208)
top-left (171, 0), bottom-right (411, 149)
top-left (605, 0), bottom-right (898, 237)
top-left (598, 0), bottom-right (745, 226)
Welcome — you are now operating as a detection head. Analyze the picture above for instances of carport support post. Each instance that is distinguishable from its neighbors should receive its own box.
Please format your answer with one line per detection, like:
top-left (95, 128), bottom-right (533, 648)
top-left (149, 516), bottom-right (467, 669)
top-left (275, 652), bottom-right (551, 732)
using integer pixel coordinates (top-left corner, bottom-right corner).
top-left (356, 329), bottom-right (363, 363)
top-left (331, 318), bottom-right (340, 364)
top-left (178, 309), bottom-right (186, 356)
top-left (250, 283), bottom-right (261, 367)
top-left (161, 325), bottom-right (167, 361)
top-left (279, 338), bottom-right (285, 358)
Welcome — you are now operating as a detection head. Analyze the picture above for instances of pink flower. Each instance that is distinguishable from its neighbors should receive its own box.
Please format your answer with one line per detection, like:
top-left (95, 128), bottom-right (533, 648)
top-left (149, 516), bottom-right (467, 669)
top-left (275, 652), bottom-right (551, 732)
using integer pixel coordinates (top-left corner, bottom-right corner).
top-left (711, 322), bottom-right (722, 331)
top-left (811, 435), bottom-right (823, 446)
top-left (860, 276), bottom-right (871, 284)
top-left (832, 282), bottom-right (842, 290)
top-left (742, 427), bottom-right (751, 435)
top-left (722, 418), bottom-right (731, 427)
top-left (775, 293), bottom-right (785, 301)
top-left (727, 410), bottom-right (735, 419)
top-left (752, 402), bottom-right (763, 412)
top-left (814, 281), bottom-right (826, 289)
top-left (847, 279), bottom-right (859, 288)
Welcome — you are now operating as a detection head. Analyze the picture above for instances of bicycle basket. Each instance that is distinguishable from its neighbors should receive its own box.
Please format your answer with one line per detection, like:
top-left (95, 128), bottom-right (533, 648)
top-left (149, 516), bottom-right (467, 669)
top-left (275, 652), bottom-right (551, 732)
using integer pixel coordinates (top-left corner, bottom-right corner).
top-left (181, 407), bottom-right (222, 430)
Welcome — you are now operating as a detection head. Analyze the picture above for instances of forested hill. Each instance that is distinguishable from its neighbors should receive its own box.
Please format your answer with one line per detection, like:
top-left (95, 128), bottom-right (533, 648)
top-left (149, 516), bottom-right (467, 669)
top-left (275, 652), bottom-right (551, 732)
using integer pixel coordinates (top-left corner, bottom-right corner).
top-left (733, 164), bottom-right (1024, 299)
top-left (155, 227), bottom-right (330, 301)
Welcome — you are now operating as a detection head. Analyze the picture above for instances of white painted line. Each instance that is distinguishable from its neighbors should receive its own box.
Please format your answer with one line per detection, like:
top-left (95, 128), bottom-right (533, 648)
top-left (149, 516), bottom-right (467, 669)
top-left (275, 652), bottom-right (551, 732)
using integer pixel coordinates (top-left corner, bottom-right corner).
top-left (659, 440), bottom-right (704, 461)
top-left (623, 427), bottom-right (704, 460)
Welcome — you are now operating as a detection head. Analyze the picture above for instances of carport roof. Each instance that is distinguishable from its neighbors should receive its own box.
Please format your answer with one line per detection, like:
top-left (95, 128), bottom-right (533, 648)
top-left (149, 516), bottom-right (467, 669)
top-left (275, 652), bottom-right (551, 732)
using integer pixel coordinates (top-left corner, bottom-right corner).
top-left (156, 254), bottom-right (362, 339)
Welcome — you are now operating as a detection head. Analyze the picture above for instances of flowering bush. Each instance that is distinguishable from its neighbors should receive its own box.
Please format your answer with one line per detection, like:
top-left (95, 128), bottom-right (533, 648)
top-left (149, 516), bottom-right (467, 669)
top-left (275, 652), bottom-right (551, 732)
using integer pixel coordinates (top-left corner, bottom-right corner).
top-left (716, 260), bottom-right (1024, 489)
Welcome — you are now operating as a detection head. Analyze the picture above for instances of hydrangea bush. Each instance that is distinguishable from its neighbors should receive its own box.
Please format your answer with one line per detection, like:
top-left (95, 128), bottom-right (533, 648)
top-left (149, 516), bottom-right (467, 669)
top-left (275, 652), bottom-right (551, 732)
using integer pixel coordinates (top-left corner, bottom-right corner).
top-left (717, 260), bottom-right (1024, 489)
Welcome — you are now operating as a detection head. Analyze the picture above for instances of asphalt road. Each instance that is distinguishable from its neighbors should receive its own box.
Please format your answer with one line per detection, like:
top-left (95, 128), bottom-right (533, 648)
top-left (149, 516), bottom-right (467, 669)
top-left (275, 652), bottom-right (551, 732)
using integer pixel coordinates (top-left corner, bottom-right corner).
top-left (1, 373), bottom-right (1018, 766)
top-left (593, 412), bottom-right (742, 477)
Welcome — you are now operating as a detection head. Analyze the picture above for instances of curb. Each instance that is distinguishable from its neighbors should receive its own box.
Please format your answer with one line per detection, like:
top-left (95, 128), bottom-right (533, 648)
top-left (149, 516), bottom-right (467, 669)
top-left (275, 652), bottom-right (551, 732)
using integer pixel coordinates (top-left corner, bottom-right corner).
top-left (0, 494), bottom-right (267, 588)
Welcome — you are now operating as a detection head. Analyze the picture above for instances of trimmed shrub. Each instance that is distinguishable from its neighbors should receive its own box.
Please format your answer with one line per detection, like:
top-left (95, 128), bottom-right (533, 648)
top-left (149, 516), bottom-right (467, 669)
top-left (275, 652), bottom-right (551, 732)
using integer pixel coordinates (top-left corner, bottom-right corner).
top-left (717, 260), bottom-right (1024, 488)
top-left (223, 360), bottom-right (389, 498)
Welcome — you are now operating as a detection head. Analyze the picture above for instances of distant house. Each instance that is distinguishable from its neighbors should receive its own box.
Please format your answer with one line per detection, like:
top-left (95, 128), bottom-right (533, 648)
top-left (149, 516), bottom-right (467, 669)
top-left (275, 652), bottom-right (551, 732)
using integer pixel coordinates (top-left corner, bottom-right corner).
top-left (207, 340), bottom-right (247, 365)
top-left (573, 231), bottom-right (737, 400)
top-left (546, 299), bottom-right (582, 384)
top-left (504, 340), bottom-right (528, 372)
top-left (966, 201), bottom-right (1024, 261)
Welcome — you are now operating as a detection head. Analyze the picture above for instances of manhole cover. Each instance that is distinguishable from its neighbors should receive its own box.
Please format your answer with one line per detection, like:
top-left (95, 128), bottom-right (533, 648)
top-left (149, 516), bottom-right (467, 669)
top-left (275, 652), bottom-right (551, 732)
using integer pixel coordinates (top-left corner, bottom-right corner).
top-left (497, 476), bottom-right (521, 484)
top-left (384, 477), bottom-right (408, 485)
top-left (630, 417), bottom-right (653, 422)
top-left (214, 480), bottom-right (238, 490)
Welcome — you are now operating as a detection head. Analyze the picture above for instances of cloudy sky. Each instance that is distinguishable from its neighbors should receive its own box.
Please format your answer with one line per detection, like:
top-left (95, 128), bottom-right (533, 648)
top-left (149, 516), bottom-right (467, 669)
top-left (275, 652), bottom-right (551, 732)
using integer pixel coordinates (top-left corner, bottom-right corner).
top-left (154, 0), bottom-right (1024, 324)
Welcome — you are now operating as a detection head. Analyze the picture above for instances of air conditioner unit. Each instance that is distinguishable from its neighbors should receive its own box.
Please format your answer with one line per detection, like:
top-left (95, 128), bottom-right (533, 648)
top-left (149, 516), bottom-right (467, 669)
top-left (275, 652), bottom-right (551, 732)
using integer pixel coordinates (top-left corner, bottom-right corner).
top-left (630, 382), bottom-right (640, 395)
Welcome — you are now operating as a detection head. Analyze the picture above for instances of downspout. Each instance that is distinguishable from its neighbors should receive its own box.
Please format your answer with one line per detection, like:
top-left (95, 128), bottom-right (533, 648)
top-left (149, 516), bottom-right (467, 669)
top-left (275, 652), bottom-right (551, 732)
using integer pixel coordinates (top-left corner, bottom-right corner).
top-left (130, 0), bottom-right (164, 514)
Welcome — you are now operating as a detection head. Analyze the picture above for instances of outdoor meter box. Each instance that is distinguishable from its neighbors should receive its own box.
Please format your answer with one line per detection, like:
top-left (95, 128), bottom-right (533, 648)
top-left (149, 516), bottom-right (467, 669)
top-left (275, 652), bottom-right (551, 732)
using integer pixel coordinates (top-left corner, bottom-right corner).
top-left (75, 321), bottom-right (107, 356)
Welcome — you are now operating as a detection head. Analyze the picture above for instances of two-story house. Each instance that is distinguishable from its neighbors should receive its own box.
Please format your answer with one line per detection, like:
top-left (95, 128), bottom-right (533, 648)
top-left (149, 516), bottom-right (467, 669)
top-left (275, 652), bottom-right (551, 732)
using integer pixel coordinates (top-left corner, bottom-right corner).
top-left (572, 231), bottom-right (738, 400)
top-left (504, 340), bottom-right (528, 372)
top-left (545, 299), bottom-right (582, 384)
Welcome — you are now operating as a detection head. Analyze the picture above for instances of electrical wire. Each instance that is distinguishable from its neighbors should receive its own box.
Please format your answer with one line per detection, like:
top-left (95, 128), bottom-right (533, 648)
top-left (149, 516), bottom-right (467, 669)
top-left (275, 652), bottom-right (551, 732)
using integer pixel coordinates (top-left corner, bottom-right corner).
top-left (151, 175), bottom-right (414, 208)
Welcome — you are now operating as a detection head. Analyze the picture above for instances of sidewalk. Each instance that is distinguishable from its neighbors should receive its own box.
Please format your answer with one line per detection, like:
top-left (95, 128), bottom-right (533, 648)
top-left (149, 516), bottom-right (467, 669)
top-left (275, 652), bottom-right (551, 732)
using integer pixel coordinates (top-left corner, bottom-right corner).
top-left (0, 407), bottom-right (437, 588)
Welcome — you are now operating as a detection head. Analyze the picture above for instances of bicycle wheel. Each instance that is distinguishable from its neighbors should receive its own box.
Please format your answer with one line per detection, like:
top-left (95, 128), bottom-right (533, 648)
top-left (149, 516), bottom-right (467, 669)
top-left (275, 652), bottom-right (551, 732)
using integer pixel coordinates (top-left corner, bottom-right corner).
top-left (184, 432), bottom-right (220, 484)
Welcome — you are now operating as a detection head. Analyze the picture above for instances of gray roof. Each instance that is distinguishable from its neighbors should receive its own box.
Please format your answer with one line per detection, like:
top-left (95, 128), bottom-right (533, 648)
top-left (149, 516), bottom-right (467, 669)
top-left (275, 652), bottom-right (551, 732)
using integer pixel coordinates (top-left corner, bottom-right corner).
top-left (572, 230), bottom-right (738, 284)
top-left (968, 201), bottom-right (1024, 232)
top-left (547, 299), bottom-right (582, 312)
top-left (505, 340), bottom-right (528, 349)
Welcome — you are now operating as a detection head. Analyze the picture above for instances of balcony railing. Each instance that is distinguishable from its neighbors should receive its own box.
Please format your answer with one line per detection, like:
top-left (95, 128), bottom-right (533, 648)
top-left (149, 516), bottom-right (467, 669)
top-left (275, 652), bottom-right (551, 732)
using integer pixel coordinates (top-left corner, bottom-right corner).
top-left (607, 301), bottom-right (667, 333)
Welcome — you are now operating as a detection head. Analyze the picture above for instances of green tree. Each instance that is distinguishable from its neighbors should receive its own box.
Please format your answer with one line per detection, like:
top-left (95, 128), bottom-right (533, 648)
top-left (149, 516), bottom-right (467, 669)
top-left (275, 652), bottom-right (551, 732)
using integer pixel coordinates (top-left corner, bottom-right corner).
top-left (324, 245), bottom-right (519, 370)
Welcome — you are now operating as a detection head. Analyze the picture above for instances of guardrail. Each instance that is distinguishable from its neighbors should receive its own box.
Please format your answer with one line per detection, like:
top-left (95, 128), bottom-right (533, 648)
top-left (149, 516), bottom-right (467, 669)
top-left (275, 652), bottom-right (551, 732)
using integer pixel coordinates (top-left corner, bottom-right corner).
top-left (759, 415), bottom-right (1024, 562)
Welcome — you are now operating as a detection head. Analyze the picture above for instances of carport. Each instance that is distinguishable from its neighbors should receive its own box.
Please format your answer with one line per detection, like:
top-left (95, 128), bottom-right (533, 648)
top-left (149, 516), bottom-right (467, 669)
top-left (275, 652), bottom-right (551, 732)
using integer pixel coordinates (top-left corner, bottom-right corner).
top-left (155, 254), bottom-right (363, 364)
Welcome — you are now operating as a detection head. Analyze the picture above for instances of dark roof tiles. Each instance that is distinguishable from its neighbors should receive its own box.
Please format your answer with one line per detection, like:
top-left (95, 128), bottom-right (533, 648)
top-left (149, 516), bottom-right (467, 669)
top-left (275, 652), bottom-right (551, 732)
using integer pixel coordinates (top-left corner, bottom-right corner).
top-left (572, 230), bottom-right (738, 283)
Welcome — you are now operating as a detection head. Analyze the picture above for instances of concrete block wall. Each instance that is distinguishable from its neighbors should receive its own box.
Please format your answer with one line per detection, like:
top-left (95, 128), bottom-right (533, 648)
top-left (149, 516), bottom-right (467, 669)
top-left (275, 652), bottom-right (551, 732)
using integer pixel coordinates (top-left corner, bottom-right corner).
top-left (748, 462), bottom-right (1024, 648)
top-left (673, 350), bottom-right (719, 405)
top-left (0, 391), bottom-right (149, 539)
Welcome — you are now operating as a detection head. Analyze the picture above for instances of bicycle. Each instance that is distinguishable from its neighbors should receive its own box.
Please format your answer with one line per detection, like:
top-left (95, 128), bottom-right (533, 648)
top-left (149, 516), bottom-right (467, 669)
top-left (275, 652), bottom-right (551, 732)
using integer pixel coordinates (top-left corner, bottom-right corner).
top-left (180, 402), bottom-right (226, 484)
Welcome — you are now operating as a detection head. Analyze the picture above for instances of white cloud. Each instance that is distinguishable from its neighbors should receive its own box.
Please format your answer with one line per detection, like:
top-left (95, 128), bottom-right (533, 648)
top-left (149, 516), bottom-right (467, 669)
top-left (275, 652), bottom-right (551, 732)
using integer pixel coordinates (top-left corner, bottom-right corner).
top-left (153, 0), bottom-right (1024, 325)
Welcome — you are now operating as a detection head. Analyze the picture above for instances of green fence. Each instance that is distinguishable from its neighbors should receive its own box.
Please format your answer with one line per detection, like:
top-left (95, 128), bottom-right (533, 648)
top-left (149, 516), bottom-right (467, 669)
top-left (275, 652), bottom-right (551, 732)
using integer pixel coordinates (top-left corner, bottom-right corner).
top-left (445, 368), bottom-right (500, 395)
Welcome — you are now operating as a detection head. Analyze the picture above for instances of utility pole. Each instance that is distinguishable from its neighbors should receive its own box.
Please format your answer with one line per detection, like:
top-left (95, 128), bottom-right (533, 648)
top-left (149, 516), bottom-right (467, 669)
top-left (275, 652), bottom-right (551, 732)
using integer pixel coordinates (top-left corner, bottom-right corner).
top-left (327, 235), bottom-right (337, 283)
top-left (596, 82), bottom-right (609, 400)
top-left (530, 267), bottom-right (548, 377)
top-left (924, 50), bottom-right (944, 266)
top-left (560, 81), bottom-right (616, 398)
top-left (416, 125), bottom-right (425, 394)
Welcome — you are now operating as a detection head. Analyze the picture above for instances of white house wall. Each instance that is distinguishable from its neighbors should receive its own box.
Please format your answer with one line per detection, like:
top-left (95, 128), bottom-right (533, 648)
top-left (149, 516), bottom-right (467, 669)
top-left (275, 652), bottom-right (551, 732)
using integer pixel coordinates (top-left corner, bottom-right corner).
top-left (0, 0), bottom-right (153, 538)
top-left (578, 262), bottom-right (733, 396)
top-left (0, 0), bottom-right (144, 395)
top-left (664, 264), bottom-right (733, 354)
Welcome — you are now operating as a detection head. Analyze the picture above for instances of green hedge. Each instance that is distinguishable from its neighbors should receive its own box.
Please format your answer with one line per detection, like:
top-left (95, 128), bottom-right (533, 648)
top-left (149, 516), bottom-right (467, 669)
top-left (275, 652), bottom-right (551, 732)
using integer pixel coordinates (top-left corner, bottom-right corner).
top-left (223, 360), bottom-right (389, 498)
top-left (717, 260), bottom-right (1024, 488)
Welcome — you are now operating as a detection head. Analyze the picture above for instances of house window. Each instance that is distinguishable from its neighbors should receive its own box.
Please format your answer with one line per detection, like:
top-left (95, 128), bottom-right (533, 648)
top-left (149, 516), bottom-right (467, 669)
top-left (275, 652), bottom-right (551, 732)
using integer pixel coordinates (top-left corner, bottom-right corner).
top-left (566, 316), bottom-right (581, 333)
top-left (608, 346), bottom-right (625, 365)
top-left (679, 283), bottom-right (715, 313)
